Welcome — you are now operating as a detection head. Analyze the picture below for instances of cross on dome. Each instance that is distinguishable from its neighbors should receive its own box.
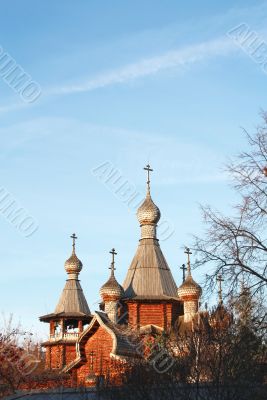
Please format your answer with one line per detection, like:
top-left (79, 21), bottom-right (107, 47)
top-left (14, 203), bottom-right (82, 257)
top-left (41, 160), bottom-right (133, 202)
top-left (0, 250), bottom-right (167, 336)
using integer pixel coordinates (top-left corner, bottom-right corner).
top-left (184, 247), bottom-right (192, 275)
top-left (177, 247), bottom-right (202, 302)
top-left (64, 233), bottom-right (83, 279)
top-left (99, 248), bottom-right (124, 302)
top-left (180, 263), bottom-right (186, 283)
top-left (109, 248), bottom-right (117, 274)
top-left (217, 274), bottom-right (224, 305)
top-left (70, 233), bottom-right (77, 253)
top-left (144, 164), bottom-right (153, 191)
top-left (137, 164), bottom-right (161, 235)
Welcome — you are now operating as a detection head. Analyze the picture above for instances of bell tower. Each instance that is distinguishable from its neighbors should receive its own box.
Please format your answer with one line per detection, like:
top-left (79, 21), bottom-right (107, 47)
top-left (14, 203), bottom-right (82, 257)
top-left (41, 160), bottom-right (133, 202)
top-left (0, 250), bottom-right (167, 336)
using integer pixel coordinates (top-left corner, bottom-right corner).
top-left (40, 234), bottom-right (91, 370)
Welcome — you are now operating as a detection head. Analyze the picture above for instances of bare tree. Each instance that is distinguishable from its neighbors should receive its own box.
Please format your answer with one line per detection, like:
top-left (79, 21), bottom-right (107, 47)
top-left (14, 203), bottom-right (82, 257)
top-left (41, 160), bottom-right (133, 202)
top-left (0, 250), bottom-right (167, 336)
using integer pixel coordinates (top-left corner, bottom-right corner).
top-left (99, 306), bottom-right (266, 400)
top-left (0, 331), bottom-right (26, 396)
top-left (0, 315), bottom-right (41, 398)
top-left (193, 114), bottom-right (267, 318)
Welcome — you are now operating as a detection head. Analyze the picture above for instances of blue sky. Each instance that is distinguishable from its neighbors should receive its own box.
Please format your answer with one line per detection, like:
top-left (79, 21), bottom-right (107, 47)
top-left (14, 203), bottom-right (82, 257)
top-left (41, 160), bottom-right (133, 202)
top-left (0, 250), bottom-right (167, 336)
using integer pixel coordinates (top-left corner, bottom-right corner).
top-left (0, 1), bottom-right (267, 339)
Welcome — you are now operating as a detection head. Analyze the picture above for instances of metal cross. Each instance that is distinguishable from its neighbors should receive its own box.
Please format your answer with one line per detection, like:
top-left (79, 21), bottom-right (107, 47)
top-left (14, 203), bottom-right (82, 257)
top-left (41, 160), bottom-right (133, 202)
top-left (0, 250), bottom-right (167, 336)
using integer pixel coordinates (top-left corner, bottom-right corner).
top-left (70, 233), bottom-right (77, 252)
top-left (109, 248), bottom-right (117, 273)
top-left (184, 247), bottom-right (192, 274)
top-left (144, 164), bottom-right (153, 188)
top-left (180, 264), bottom-right (186, 283)
top-left (217, 274), bottom-right (224, 305)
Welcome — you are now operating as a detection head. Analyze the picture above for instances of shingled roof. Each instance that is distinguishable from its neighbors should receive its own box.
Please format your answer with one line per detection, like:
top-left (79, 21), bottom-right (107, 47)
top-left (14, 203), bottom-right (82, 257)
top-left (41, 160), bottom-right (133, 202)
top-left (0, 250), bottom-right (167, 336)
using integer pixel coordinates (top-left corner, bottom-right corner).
top-left (40, 237), bottom-right (91, 322)
top-left (123, 170), bottom-right (178, 300)
top-left (54, 279), bottom-right (90, 315)
top-left (123, 238), bottom-right (178, 299)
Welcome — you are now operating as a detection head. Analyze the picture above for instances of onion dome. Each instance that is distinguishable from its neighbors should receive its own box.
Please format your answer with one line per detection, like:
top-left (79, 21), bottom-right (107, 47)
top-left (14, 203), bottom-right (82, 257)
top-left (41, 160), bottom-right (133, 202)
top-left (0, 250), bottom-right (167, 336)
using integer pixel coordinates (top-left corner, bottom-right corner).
top-left (64, 233), bottom-right (83, 277)
top-left (178, 275), bottom-right (202, 300)
top-left (137, 190), bottom-right (161, 225)
top-left (100, 248), bottom-right (124, 301)
top-left (65, 252), bottom-right (83, 275)
top-left (137, 164), bottom-right (160, 226)
top-left (178, 248), bottom-right (202, 300)
top-left (100, 274), bottom-right (124, 301)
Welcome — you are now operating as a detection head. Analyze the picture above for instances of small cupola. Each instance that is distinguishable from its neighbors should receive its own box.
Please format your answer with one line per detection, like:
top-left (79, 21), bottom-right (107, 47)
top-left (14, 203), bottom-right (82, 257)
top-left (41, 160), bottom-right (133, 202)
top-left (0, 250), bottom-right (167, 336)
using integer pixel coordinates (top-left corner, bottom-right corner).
top-left (136, 164), bottom-right (161, 240)
top-left (100, 248), bottom-right (124, 323)
top-left (178, 248), bottom-right (202, 323)
top-left (64, 233), bottom-right (83, 279)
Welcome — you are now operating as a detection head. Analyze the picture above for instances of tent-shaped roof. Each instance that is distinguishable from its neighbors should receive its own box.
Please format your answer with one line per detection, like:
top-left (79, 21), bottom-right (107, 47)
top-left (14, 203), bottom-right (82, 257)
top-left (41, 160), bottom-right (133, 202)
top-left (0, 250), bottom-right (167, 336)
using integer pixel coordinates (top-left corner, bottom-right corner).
top-left (40, 236), bottom-right (91, 322)
top-left (123, 170), bottom-right (178, 301)
top-left (55, 279), bottom-right (90, 315)
top-left (123, 238), bottom-right (178, 300)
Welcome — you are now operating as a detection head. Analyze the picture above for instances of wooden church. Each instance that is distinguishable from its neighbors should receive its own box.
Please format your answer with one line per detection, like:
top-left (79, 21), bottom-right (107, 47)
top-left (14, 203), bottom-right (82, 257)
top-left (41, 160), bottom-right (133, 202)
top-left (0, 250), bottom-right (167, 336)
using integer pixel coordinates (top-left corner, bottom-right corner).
top-left (39, 165), bottom-right (202, 385)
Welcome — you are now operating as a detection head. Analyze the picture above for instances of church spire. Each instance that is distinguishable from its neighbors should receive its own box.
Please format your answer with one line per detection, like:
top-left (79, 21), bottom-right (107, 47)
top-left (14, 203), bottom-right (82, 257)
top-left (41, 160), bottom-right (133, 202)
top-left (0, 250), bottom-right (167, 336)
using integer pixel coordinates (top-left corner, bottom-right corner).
top-left (137, 164), bottom-right (161, 240)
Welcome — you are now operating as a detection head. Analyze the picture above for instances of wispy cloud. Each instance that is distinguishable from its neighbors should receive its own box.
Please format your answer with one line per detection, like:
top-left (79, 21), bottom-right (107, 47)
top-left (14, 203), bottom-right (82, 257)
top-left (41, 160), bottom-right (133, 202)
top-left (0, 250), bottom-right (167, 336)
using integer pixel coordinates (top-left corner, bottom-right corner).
top-left (0, 35), bottom-right (238, 114)
top-left (2, 3), bottom-right (267, 115)
top-left (46, 36), bottom-right (236, 96)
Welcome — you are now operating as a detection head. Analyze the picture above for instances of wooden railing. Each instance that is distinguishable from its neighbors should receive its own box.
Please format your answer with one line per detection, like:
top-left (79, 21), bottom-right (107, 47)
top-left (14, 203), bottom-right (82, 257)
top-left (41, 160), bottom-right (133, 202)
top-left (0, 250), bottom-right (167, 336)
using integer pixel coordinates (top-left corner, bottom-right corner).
top-left (50, 332), bottom-right (80, 341)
